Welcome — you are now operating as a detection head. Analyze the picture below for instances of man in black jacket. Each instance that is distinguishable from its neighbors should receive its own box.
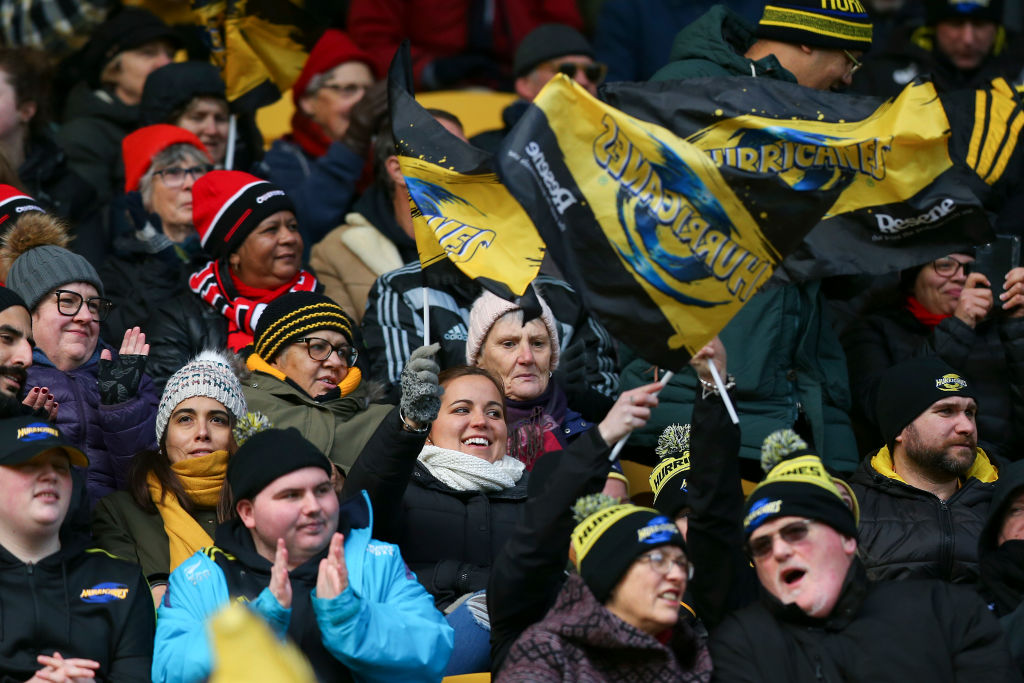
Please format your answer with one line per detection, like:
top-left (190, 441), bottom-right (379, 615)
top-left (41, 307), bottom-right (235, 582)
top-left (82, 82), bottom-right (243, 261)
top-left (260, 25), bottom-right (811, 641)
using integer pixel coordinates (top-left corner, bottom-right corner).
top-left (850, 355), bottom-right (998, 583)
top-left (711, 443), bottom-right (1018, 681)
top-left (0, 415), bottom-right (154, 680)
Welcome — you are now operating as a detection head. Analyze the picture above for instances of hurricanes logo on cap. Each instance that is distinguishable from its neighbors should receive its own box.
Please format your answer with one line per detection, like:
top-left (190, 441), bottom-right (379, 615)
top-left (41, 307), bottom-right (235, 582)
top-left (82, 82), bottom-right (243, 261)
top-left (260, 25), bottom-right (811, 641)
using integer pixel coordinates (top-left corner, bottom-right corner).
top-left (16, 423), bottom-right (58, 442)
top-left (744, 497), bottom-right (783, 533)
top-left (636, 515), bottom-right (678, 545)
top-left (935, 373), bottom-right (967, 392)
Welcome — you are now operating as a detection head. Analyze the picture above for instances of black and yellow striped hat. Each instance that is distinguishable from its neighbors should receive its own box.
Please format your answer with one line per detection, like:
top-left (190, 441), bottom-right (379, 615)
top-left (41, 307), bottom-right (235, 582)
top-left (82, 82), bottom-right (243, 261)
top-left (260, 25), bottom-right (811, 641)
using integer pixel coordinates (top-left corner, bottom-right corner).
top-left (757, 0), bottom-right (873, 52)
top-left (254, 291), bottom-right (355, 361)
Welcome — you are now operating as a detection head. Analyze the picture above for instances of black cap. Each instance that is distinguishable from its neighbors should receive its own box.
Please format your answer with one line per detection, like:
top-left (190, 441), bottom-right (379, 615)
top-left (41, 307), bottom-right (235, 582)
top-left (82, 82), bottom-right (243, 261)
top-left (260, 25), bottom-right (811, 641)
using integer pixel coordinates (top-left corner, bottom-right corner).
top-left (227, 428), bottom-right (333, 501)
top-left (513, 24), bottom-right (594, 77)
top-left (0, 416), bottom-right (87, 467)
top-left (0, 287), bottom-right (27, 315)
top-left (83, 8), bottom-right (181, 88)
top-left (141, 61), bottom-right (227, 126)
top-left (876, 356), bottom-right (974, 452)
top-left (926, 0), bottom-right (1004, 24)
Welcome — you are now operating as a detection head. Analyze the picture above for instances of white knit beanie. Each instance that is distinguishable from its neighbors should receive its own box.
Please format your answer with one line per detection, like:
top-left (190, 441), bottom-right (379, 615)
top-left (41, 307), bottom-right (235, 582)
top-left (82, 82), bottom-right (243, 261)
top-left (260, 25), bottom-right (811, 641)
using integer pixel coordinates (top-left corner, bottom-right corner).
top-left (465, 286), bottom-right (560, 370)
top-left (156, 349), bottom-right (247, 442)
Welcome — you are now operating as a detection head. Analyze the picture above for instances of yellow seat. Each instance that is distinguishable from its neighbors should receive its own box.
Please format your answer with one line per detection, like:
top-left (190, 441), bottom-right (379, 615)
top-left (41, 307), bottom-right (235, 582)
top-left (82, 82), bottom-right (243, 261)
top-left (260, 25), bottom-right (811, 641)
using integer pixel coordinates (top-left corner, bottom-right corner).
top-left (442, 674), bottom-right (491, 682)
top-left (415, 90), bottom-right (517, 138)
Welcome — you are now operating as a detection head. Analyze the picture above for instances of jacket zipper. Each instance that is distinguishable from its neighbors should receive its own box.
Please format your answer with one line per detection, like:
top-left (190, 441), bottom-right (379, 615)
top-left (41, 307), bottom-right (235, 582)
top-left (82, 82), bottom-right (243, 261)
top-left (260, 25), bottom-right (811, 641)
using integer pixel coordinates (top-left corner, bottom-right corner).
top-left (27, 564), bottom-right (38, 642)
top-left (939, 500), bottom-right (954, 580)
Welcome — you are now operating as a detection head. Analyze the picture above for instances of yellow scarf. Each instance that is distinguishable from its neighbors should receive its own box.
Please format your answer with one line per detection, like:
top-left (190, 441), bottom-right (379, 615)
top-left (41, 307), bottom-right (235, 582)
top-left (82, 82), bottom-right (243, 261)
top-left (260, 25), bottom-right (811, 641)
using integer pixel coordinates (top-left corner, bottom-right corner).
top-left (246, 352), bottom-right (362, 396)
top-left (148, 450), bottom-right (229, 572)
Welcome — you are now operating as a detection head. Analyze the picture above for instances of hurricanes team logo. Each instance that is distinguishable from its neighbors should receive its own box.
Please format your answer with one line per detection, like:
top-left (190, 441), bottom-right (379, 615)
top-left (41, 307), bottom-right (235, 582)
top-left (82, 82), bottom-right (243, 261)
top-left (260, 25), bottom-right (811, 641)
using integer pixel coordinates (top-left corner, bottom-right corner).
top-left (80, 582), bottom-right (129, 603)
top-left (406, 178), bottom-right (496, 263)
top-left (936, 373), bottom-right (968, 392)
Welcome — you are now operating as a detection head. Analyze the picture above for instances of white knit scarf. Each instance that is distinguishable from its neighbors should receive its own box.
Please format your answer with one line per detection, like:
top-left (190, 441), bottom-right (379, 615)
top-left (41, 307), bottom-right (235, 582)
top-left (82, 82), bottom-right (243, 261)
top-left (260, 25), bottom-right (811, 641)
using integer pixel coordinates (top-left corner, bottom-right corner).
top-left (417, 444), bottom-right (526, 492)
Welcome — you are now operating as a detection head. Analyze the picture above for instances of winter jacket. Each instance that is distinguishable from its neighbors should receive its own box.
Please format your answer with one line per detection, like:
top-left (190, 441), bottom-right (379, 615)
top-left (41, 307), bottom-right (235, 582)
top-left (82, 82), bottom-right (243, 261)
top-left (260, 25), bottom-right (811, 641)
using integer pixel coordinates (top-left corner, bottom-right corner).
top-left (241, 364), bottom-right (393, 474)
top-left (361, 260), bottom-right (619, 415)
top-left (343, 408), bottom-right (529, 610)
top-left (26, 345), bottom-right (159, 505)
top-left (709, 558), bottom-right (1020, 682)
top-left (849, 446), bottom-right (999, 583)
top-left (499, 573), bottom-right (711, 683)
top-left (152, 491), bottom-right (453, 683)
top-left (0, 535), bottom-right (155, 682)
top-left (309, 185), bottom-right (417, 323)
top-left (92, 490), bottom-right (218, 583)
top-left (841, 306), bottom-right (1024, 461)
top-left (144, 291), bottom-right (229, 389)
top-left (619, 282), bottom-right (859, 472)
top-left (57, 83), bottom-right (139, 205)
top-left (650, 5), bottom-right (799, 83)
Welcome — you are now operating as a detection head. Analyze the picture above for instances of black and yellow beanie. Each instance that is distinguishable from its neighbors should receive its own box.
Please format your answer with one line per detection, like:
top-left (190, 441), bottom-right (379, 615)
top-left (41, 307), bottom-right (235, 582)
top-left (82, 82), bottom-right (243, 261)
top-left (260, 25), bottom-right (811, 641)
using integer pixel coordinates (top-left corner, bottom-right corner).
top-left (757, 0), bottom-right (873, 52)
top-left (253, 291), bottom-right (355, 362)
top-left (876, 355), bottom-right (973, 453)
top-left (650, 424), bottom-right (691, 519)
top-left (571, 494), bottom-right (685, 602)
top-left (743, 430), bottom-right (858, 539)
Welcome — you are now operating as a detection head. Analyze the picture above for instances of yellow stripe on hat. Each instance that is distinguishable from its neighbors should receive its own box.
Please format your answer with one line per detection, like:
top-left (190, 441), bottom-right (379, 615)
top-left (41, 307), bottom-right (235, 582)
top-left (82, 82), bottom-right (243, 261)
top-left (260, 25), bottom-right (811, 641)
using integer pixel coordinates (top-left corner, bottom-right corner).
top-left (761, 6), bottom-right (873, 42)
top-left (256, 305), bottom-right (353, 360)
top-left (649, 456), bottom-right (690, 497)
top-left (571, 504), bottom-right (637, 567)
top-left (750, 454), bottom-right (844, 499)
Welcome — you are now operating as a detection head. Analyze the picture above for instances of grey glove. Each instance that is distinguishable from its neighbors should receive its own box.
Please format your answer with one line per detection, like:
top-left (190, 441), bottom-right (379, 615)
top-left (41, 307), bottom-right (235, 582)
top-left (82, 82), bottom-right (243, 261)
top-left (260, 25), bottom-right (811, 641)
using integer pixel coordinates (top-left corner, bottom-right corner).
top-left (400, 343), bottom-right (443, 426)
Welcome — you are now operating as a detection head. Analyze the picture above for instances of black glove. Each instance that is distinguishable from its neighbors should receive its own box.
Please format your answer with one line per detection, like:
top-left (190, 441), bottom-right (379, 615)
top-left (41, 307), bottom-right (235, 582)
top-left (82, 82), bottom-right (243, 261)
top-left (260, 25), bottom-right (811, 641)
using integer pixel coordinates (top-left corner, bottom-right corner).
top-left (400, 343), bottom-right (443, 426)
top-left (98, 354), bottom-right (147, 405)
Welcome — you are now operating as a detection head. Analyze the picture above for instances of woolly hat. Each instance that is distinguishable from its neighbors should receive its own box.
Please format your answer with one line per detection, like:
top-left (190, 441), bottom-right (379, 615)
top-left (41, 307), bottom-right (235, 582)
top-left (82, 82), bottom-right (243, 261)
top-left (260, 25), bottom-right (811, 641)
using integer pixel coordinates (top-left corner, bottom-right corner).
top-left (122, 124), bottom-right (211, 193)
top-left (156, 349), bottom-right (247, 442)
top-left (227, 427), bottom-right (333, 501)
top-left (756, 0), bottom-right (873, 52)
top-left (743, 430), bottom-right (858, 539)
top-left (0, 186), bottom-right (44, 227)
top-left (0, 287), bottom-right (27, 314)
top-left (254, 291), bottom-right (356, 362)
top-left (82, 8), bottom-right (181, 89)
top-left (192, 170), bottom-right (295, 260)
top-left (571, 494), bottom-right (686, 603)
top-left (1, 218), bottom-right (103, 311)
top-left (141, 61), bottom-right (227, 127)
top-left (513, 24), bottom-right (594, 77)
top-left (466, 285), bottom-right (560, 370)
top-left (292, 29), bottom-right (377, 102)
top-left (876, 356), bottom-right (973, 453)
top-left (650, 424), bottom-right (691, 519)
top-left (926, 0), bottom-right (1003, 24)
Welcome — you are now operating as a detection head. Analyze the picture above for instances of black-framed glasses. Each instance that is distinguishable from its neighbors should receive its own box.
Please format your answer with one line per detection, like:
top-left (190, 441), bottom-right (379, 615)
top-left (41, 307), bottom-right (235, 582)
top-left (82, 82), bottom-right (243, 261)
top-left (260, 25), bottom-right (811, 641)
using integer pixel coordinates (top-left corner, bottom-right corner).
top-left (843, 50), bottom-right (862, 79)
top-left (153, 164), bottom-right (212, 189)
top-left (295, 337), bottom-right (358, 365)
top-left (553, 61), bottom-right (608, 85)
top-left (933, 256), bottom-right (972, 277)
top-left (746, 519), bottom-right (814, 559)
top-left (53, 290), bottom-right (113, 322)
top-left (637, 549), bottom-right (694, 580)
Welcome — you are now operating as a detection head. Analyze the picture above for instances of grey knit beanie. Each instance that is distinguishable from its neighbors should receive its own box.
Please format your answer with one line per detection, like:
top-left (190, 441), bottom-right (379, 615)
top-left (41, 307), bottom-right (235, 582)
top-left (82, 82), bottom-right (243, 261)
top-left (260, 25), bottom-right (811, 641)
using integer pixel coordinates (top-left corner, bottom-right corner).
top-left (156, 349), bottom-right (247, 442)
top-left (6, 245), bottom-right (105, 311)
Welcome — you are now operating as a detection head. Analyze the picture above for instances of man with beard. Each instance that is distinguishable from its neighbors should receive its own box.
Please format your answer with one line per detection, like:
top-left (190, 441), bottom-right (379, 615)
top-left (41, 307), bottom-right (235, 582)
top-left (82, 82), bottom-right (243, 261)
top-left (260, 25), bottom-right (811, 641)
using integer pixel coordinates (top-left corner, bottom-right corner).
top-left (0, 286), bottom-right (56, 419)
top-left (850, 355), bottom-right (998, 584)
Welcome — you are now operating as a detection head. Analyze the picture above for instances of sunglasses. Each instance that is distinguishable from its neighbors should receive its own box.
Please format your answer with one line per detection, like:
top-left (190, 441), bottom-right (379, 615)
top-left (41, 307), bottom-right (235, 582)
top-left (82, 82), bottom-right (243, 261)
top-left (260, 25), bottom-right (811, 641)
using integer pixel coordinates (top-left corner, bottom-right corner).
top-left (552, 61), bottom-right (608, 85)
top-left (746, 519), bottom-right (814, 559)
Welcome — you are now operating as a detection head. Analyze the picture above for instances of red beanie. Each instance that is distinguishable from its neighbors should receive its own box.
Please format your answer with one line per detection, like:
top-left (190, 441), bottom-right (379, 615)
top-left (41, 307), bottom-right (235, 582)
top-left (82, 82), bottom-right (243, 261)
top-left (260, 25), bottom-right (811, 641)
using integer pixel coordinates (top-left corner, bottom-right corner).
top-left (291, 29), bottom-right (377, 102)
top-left (122, 124), bottom-right (211, 193)
top-left (0, 185), bottom-right (44, 228)
top-left (192, 170), bottom-right (296, 260)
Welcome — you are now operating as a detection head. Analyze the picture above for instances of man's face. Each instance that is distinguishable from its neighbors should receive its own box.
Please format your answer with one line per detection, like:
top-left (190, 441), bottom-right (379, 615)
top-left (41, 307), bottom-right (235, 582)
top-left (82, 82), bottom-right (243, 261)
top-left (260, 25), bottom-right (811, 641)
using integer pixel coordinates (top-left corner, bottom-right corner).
top-left (897, 396), bottom-right (978, 478)
top-left (237, 466), bottom-right (339, 569)
top-left (515, 54), bottom-right (602, 100)
top-left (936, 18), bottom-right (998, 71)
top-left (0, 450), bottom-right (72, 537)
top-left (998, 489), bottom-right (1024, 546)
top-left (798, 48), bottom-right (861, 91)
top-left (749, 516), bottom-right (856, 617)
top-left (0, 305), bottom-right (32, 398)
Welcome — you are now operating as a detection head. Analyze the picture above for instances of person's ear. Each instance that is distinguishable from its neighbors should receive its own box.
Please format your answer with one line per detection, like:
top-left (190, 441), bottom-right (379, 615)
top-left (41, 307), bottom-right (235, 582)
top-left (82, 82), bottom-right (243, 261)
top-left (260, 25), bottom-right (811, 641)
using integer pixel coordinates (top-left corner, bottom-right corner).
top-left (298, 93), bottom-right (316, 118)
top-left (385, 155), bottom-right (406, 188)
top-left (17, 100), bottom-right (36, 125)
top-left (841, 534), bottom-right (857, 557)
top-left (799, 44), bottom-right (814, 55)
top-left (236, 499), bottom-right (256, 529)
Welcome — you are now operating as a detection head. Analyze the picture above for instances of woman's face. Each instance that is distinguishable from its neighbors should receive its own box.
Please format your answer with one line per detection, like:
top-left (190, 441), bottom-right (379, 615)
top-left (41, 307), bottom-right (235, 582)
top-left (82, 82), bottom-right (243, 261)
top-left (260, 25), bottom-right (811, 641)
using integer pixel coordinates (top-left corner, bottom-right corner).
top-left (428, 374), bottom-right (508, 463)
top-left (109, 40), bottom-right (175, 106)
top-left (913, 253), bottom-right (974, 316)
top-left (604, 546), bottom-right (688, 636)
top-left (164, 396), bottom-right (234, 464)
top-left (31, 282), bottom-right (101, 372)
top-left (300, 61), bottom-right (374, 141)
top-left (477, 315), bottom-right (552, 401)
top-left (147, 156), bottom-right (205, 235)
top-left (270, 329), bottom-right (351, 398)
top-left (229, 211), bottom-right (303, 290)
top-left (175, 97), bottom-right (230, 164)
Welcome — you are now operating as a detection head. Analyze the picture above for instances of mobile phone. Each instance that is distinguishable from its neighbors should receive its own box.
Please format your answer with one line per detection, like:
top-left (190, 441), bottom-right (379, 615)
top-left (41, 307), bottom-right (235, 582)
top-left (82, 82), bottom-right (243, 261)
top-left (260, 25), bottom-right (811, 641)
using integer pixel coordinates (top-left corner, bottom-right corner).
top-left (972, 234), bottom-right (1021, 306)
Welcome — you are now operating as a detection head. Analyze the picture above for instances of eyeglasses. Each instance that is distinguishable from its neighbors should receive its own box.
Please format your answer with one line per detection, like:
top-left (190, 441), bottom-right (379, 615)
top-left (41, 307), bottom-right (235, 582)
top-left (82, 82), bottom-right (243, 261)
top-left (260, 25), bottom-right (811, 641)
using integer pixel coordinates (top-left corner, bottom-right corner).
top-left (746, 519), bottom-right (814, 559)
top-left (153, 164), bottom-right (212, 188)
top-left (295, 337), bottom-right (358, 365)
top-left (319, 82), bottom-right (370, 98)
top-left (552, 61), bottom-right (608, 86)
top-left (637, 549), bottom-right (694, 580)
top-left (53, 290), bottom-right (114, 322)
top-left (843, 50), bottom-right (862, 79)
top-left (933, 256), bottom-right (971, 277)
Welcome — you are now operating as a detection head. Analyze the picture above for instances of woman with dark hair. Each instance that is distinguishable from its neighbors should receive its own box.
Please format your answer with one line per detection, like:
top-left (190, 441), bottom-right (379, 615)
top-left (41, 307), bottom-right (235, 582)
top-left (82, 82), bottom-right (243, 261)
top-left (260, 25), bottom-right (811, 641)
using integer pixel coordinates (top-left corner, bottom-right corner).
top-left (92, 350), bottom-right (247, 605)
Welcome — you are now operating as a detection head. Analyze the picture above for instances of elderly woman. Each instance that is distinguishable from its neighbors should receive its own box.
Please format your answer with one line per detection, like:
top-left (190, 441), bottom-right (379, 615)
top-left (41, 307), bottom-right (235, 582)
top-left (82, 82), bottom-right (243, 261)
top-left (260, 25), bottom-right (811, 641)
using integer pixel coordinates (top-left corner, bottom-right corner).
top-left (92, 350), bottom-right (246, 604)
top-left (0, 218), bottom-right (159, 504)
top-left (101, 124), bottom-right (213, 341)
top-left (841, 253), bottom-right (1024, 458)
top-left (145, 170), bottom-right (317, 387)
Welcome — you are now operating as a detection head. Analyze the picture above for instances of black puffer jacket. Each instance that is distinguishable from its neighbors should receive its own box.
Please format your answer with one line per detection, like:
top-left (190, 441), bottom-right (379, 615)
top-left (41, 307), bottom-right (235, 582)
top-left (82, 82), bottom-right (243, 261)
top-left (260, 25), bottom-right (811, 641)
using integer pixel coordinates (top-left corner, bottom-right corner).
top-left (143, 291), bottom-right (228, 389)
top-left (849, 447), bottom-right (999, 584)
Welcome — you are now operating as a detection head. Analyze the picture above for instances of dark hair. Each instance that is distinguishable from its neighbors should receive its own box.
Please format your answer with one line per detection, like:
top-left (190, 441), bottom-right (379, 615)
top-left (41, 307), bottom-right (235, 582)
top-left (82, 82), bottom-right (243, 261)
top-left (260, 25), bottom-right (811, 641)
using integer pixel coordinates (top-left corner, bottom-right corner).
top-left (424, 107), bottom-right (464, 132)
top-left (372, 109), bottom-right (464, 200)
top-left (0, 48), bottom-right (52, 136)
top-left (438, 365), bottom-right (506, 406)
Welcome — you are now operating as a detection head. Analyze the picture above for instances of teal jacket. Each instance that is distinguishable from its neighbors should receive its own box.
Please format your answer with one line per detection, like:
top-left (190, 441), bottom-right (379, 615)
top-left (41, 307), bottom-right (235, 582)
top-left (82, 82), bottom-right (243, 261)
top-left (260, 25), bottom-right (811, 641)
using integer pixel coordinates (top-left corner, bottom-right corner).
top-left (650, 5), bottom-right (798, 83)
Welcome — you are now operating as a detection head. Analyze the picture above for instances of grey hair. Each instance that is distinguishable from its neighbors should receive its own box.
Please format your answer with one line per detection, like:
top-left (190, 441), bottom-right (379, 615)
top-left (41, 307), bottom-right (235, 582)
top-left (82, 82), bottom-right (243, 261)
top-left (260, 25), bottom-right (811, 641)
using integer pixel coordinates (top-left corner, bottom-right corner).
top-left (303, 68), bottom-right (337, 97)
top-left (139, 143), bottom-right (210, 206)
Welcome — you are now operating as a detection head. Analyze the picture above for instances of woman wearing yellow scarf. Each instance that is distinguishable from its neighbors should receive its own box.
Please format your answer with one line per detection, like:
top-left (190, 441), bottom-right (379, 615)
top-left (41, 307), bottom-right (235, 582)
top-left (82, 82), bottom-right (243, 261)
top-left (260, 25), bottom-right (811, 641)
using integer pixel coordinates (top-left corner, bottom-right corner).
top-left (92, 350), bottom-right (247, 606)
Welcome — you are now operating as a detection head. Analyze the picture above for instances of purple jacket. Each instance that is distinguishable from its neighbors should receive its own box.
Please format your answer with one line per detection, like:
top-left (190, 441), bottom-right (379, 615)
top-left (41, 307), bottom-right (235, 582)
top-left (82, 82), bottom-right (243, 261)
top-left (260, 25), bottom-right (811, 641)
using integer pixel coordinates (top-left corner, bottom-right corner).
top-left (26, 344), bottom-right (159, 505)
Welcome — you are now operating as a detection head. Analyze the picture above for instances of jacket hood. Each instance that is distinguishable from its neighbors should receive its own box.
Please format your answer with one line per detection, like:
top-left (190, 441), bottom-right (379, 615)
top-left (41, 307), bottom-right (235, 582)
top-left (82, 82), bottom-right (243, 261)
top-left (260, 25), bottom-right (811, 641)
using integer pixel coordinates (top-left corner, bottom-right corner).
top-left (867, 445), bottom-right (999, 486)
top-left (981, 459), bottom-right (1024, 555)
top-left (62, 82), bottom-right (140, 126)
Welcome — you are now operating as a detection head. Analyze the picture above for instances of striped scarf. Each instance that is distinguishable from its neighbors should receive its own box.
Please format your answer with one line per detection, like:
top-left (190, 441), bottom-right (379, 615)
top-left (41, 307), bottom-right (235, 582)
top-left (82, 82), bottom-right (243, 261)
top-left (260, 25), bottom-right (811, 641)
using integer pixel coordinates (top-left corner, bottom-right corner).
top-left (188, 259), bottom-right (318, 351)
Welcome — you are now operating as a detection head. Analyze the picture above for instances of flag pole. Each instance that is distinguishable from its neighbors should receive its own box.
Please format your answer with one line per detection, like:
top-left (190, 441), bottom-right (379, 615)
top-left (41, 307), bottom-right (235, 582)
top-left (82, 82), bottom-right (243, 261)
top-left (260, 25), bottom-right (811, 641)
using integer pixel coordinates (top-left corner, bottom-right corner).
top-left (608, 370), bottom-right (674, 462)
top-left (422, 286), bottom-right (430, 345)
top-left (708, 362), bottom-right (739, 424)
top-left (225, 115), bottom-right (237, 170)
